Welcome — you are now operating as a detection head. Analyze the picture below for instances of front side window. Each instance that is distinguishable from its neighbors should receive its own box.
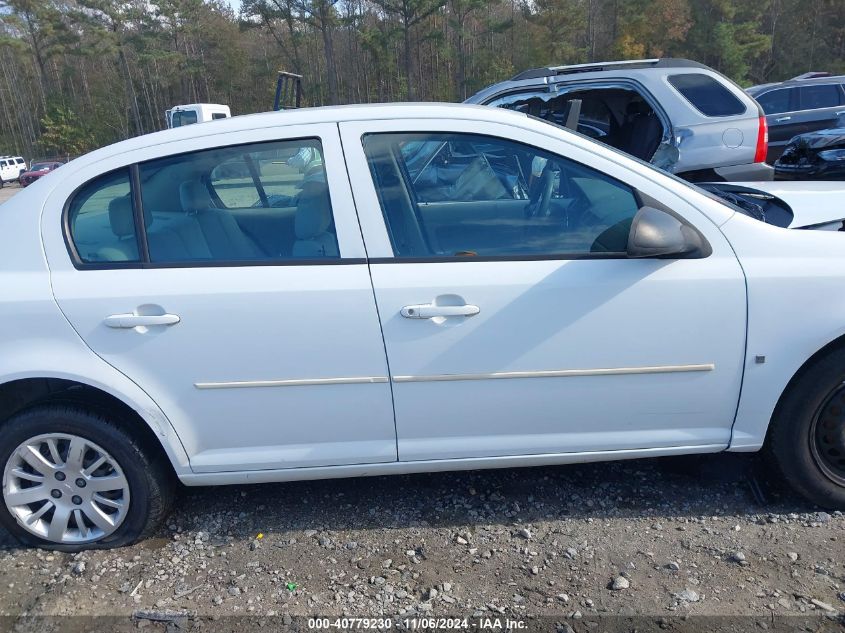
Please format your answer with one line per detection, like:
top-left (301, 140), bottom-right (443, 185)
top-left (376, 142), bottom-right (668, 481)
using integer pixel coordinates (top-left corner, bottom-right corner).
top-left (667, 73), bottom-right (746, 117)
top-left (756, 88), bottom-right (795, 115)
top-left (363, 132), bottom-right (640, 258)
top-left (67, 169), bottom-right (139, 263)
top-left (800, 84), bottom-right (843, 110)
top-left (138, 139), bottom-right (337, 263)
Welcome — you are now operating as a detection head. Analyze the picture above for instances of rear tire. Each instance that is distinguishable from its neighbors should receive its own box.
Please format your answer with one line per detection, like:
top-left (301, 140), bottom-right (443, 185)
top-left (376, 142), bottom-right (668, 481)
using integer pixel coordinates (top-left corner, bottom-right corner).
top-left (0, 405), bottom-right (175, 551)
top-left (767, 346), bottom-right (845, 509)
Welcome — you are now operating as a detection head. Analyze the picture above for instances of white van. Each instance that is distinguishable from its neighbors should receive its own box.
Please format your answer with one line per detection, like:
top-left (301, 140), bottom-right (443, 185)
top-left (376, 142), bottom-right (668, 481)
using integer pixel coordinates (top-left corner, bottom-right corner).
top-left (165, 104), bottom-right (231, 129)
top-left (0, 156), bottom-right (27, 184)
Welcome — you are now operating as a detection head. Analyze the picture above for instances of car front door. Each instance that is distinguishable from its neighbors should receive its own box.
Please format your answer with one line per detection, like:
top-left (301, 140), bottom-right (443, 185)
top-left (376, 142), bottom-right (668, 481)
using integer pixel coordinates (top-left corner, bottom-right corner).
top-left (341, 118), bottom-right (746, 462)
top-left (42, 124), bottom-right (396, 473)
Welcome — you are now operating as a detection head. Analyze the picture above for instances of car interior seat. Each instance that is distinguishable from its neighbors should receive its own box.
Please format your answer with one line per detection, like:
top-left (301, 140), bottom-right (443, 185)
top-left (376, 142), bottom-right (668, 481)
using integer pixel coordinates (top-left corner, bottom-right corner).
top-left (291, 179), bottom-right (339, 257)
top-left (103, 195), bottom-right (141, 261)
top-left (620, 100), bottom-right (663, 161)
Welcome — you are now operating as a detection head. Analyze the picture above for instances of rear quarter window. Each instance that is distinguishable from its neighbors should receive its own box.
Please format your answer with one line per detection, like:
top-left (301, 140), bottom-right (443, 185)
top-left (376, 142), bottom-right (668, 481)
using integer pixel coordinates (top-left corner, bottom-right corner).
top-left (668, 73), bottom-right (747, 117)
top-left (67, 168), bottom-right (139, 264)
top-left (799, 84), bottom-right (844, 109)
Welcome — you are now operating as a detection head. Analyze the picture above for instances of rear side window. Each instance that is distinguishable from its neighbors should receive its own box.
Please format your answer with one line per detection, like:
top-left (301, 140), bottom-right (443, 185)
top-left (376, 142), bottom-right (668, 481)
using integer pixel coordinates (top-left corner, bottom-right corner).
top-left (800, 84), bottom-right (843, 110)
top-left (756, 88), bottom-right (795, 115)
top-left (363, 132), bottom-right (640, 259)
top-left (67, 169), bottom-right (139, 264)
top-left (668, 73), bottom-right (746, 117)
top-left (139, 139), bottom-right (337, 263)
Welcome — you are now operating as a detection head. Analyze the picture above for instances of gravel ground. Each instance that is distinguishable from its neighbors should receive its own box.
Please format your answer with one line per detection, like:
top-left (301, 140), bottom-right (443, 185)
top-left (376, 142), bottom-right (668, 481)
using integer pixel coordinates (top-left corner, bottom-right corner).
top-left (1, 453), bottom-right (843, 631)
top-left (0, 183), bottom-right (20, 205)
top-left (0, 182), bottom-right (843, 630)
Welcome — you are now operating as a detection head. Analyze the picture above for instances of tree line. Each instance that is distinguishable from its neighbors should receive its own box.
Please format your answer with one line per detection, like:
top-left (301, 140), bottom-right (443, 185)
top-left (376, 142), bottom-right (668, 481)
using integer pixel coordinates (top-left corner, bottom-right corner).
top-left (1, 0), bottom-right (844, 158)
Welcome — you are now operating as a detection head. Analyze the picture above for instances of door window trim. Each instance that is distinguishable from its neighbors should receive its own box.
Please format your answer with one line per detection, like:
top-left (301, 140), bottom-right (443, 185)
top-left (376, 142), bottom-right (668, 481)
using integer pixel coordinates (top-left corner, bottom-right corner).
top-left (62, 142), bottom-right (365, 271)
top-left (362, 131), bottom-right (709, 263)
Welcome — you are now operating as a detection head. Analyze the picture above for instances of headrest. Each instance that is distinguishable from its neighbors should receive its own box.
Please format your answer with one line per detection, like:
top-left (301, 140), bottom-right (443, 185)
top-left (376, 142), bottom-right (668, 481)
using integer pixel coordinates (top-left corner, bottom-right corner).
top-left (179, 180), bottom-right (212, 212)
top-left (295, 180), bottom-right (332, 239)
top-left (626, 100), bottom-right (651, 117)
top-left (109, 196), bottom-right (135, 238)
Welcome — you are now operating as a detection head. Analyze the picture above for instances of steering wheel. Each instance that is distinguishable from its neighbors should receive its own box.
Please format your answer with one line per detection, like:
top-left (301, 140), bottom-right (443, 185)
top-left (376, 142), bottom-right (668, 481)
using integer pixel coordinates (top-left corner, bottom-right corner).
top-left (527, 162), bottom-right (555, 218)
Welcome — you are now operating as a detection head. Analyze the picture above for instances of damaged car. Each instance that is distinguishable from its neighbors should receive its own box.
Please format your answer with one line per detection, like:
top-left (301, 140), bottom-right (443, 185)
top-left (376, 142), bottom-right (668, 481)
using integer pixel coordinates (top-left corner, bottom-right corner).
top-left (468, 58), bottom-right (773, 183)
top-left (774, 128), bottom-right (845, 180)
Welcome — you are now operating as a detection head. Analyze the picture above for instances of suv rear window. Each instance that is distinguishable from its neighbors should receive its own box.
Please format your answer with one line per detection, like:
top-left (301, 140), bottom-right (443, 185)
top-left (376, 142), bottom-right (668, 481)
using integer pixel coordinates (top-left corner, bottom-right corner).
top-left (667, 73), bottom-right (746, 117)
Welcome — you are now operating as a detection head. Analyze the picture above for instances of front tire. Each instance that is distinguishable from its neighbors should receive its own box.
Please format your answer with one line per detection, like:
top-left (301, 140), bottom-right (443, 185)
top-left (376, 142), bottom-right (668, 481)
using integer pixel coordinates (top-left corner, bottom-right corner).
top-left (0, 405), bottom-right (174, 551)
top-left (767, 346), bottom-right (845, 509)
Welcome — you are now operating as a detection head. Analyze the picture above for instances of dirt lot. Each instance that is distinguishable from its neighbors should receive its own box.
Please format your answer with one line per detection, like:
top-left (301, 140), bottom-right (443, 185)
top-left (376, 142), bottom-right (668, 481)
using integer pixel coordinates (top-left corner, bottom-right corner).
top-left (0, 454), bottom-right (843, 632)
top-left (0, 183), bottom-right (20, 205)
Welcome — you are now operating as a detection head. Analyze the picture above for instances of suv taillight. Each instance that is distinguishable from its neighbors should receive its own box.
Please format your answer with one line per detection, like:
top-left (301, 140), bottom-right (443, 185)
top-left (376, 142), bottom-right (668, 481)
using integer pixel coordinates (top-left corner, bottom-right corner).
top-left (754, 115), bottom-right (768, 163)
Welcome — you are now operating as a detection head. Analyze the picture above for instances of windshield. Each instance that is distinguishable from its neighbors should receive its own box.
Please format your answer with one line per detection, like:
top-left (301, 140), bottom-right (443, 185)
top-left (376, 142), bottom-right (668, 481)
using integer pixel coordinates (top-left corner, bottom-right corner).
top-left (30, 163), bottom-right (53, 171)
top-left (171, 110), bottom-right (198, 127)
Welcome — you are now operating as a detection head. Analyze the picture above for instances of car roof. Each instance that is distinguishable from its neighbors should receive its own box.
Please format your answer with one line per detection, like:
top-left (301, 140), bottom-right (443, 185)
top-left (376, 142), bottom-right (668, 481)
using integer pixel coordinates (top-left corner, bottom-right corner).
top-left (509, 58), bottom-right (710, 81)
top-left (62, 103), bottom-right (529, 172)
top-left (748, 75), bottom-right (845, 92)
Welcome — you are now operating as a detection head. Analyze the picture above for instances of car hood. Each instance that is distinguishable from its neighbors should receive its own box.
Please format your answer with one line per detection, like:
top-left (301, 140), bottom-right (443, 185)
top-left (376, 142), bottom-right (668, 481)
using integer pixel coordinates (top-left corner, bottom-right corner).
top-left (725, 181), bottom-right (845, 228)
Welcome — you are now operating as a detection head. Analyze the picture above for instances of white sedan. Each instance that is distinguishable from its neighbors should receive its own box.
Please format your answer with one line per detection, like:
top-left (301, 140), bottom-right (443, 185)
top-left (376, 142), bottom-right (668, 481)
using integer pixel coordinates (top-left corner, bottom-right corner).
top-left (1, 103), bottom-right (844, 550)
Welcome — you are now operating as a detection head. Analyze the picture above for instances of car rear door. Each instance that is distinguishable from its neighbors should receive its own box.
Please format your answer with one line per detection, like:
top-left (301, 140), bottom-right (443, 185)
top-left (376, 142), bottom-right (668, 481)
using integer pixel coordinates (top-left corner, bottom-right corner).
top-left (340, 116), bottom-right (746, 462)
top-left (41, 123), bottom-right (397, 473)
top-left (796, 83), bottom-right (845, 135)
top-left (757, 87), bottom-right (802, 161)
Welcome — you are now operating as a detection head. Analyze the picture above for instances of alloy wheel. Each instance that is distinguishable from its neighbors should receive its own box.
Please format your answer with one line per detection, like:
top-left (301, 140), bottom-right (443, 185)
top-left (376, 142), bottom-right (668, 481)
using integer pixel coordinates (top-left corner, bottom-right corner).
top-left (3, 433), bottom-right (130, 544)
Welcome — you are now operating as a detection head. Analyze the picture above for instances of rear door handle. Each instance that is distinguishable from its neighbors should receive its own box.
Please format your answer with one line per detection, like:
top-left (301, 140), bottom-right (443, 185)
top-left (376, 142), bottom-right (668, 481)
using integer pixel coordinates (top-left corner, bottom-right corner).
top-left (401, 304), bottom-right (480, 319)
top-left (104, 313), bottom-right (181, 328)
top-left (775, 116), bottom-right (792, 122)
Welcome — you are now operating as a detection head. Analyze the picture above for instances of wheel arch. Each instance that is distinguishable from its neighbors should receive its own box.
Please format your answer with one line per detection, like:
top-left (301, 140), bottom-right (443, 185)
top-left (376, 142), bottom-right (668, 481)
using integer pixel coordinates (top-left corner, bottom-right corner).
top-left (0, 372), bottom-right (190, 477)
top-left (767, 332), bottom-right (845, 445)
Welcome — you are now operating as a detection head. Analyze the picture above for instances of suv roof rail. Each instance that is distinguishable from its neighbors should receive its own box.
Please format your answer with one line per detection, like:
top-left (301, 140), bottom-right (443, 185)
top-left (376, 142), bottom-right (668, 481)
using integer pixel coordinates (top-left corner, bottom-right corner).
top-left (510, 58), bottom-right (709, 81)
top-left (790, 71), bottom-right (833, 80)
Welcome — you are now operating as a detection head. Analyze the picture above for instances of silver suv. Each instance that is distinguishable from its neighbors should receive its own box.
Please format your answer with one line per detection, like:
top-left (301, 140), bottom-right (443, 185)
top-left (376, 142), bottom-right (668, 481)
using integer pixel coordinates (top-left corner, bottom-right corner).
top-left (466, 58), bottom-right (773, 182)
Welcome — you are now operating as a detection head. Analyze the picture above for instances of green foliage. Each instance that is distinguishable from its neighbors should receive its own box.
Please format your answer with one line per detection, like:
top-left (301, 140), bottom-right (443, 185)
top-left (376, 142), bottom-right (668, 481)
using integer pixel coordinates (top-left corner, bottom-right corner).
top-left (39, 103), bottom-right (94, 155)
top-left (0, 0), bottom-right (843, 156)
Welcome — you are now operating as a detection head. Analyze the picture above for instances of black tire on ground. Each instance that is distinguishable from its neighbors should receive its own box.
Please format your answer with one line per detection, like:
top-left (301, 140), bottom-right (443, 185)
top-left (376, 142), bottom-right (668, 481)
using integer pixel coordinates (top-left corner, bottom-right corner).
top-left (766, 345), bottom-right (845, 509)
top-left (0, 405), bottom-right (175, 551)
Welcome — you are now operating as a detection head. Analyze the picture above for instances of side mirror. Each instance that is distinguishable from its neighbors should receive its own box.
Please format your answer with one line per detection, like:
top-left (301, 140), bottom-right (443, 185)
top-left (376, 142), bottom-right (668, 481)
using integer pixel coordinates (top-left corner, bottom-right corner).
top-left (627, 206), bottom-right (708, 259)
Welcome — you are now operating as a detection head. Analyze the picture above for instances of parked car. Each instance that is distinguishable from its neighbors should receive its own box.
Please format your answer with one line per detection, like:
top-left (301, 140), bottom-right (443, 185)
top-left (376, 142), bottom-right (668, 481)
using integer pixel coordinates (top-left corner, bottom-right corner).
top-left (772, 128), bottom-right (845, 180)
top-left (0, 155), bottom-right (27, 186)
top-left (747, 74), bottom-right (845, 163)
top-left (466, 58), bottom-right (773, 182)
top-left (165, 103), bottom-right (231, 128)
top-left (18, 161), bottom-right (63, 187)
top-left (3, 103), bottom-right (845, 551)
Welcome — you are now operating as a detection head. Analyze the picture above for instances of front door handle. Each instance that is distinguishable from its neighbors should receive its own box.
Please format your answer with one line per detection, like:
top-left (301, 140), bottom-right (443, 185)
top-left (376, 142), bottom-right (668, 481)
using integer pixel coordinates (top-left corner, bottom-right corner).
top-left (104, 313), bottom-right (181, 328)
top-left (775, 116), bottom-right (792, 122)
top-left (401, 304), bottom-right (480, 319)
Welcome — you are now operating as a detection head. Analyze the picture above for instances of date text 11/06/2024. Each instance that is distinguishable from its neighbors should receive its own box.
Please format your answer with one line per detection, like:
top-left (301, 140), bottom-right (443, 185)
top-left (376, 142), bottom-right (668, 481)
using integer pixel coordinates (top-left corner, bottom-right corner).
top-left (307, 617), bottom-right (528, 630)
